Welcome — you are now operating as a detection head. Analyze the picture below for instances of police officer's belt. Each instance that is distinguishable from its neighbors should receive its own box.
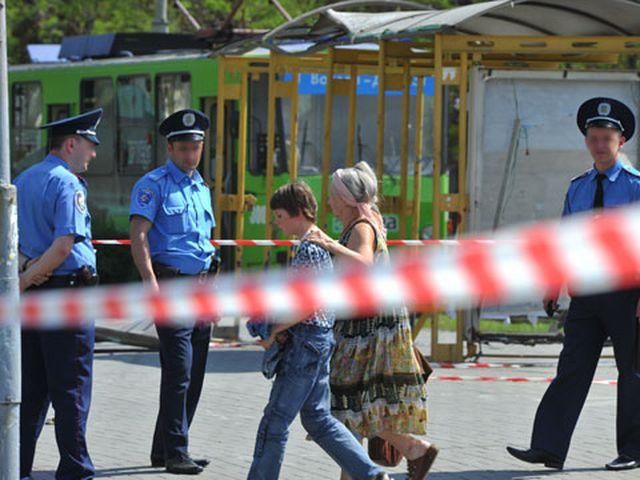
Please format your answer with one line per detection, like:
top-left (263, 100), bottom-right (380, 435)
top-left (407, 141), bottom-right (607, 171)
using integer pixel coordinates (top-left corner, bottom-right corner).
top-left (30, 266), bottom-right (99, 290)
top-left (152, 262), bottom-right (210, 282)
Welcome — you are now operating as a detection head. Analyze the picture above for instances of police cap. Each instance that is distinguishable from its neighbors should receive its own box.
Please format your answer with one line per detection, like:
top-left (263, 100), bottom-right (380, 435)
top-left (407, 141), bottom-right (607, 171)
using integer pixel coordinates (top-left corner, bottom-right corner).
top-left (159, 109), bottom-right (210, 142)
top-left (577, 97), bottom-right (635, 141)
top-left (40, 108), bottom-right (103, 145)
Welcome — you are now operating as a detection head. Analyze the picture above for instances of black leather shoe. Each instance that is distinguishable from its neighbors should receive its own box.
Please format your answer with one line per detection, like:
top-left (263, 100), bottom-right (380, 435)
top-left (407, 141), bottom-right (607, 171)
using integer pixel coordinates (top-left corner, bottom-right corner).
top-left (151, 457), bottom-right (210, 468)
top-left (506, 446), bottom-right (564, 470)
top-left (191, 458), bottom-right (210, 468)
top-left (165, 458), bottom-right (203, 475)
top-left (606, 455), bottom-right (639, 470)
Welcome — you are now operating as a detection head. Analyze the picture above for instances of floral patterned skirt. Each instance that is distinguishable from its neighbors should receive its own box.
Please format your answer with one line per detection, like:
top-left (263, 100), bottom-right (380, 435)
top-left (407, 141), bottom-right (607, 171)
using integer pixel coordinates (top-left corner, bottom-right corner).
top-left (330, 308), bottom-right (428, 438)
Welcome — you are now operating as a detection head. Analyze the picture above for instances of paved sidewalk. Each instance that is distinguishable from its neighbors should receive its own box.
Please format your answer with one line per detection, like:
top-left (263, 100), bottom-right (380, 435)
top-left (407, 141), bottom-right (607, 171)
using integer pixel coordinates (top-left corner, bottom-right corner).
top-left (27, 329), bottom-right (634, 479)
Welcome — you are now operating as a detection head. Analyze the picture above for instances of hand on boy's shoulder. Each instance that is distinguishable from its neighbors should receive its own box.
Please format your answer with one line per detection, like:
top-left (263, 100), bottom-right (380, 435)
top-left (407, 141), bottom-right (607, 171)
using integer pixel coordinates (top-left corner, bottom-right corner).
top-left (303, 228), bottom-right (334, 252)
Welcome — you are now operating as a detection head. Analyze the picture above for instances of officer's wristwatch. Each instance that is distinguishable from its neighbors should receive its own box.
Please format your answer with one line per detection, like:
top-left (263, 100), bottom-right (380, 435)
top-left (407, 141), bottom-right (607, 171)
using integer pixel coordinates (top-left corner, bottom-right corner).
top-left (19, 256), bottom-right (31, 273)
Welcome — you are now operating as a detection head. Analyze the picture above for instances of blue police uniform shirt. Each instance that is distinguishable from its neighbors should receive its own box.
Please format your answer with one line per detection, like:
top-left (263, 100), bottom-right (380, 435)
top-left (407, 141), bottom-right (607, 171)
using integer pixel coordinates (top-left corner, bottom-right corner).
top-left (14, 154), bottom-right (95, 275)
top-left (130, 160), bottom-right (215, 274)
top-left (562, 159), bottom-right (640, 217)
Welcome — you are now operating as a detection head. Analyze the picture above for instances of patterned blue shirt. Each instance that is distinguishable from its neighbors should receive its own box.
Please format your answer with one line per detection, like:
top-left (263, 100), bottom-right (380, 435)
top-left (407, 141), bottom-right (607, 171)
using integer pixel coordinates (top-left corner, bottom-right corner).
top-left (291, 239), bottom-right (335, 328)
top-left (562, 159), bottom-right (640, 217)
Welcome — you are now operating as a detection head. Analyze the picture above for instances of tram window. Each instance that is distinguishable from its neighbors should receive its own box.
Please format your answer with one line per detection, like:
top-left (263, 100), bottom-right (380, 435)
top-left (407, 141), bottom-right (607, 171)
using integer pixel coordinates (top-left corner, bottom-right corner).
top-left (156, 73), bottom-right (191, 163)
top-left (12, 82), bottom-right (43, 174)
top-left (116, 75), bottom-right (154, 173)
top-left (80, 78), bottom-right (115, 175)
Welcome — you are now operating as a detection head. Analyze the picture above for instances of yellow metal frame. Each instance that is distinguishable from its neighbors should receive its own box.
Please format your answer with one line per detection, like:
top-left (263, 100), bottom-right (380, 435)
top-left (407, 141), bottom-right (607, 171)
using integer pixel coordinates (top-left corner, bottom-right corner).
top-left (214, 34), bottom-right (640, 361)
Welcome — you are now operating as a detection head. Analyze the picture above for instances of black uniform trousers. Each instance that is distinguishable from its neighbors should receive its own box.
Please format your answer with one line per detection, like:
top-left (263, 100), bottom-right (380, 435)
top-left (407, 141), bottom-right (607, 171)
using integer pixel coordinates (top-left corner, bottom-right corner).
top-left (20, 280), bottom-right (95, 480)
top-left (150, 266), bottom-right (212, 463)
top-left (150, 323), bottom-right (211, 463)
top-left (531, 289), bottom-right (640, 462)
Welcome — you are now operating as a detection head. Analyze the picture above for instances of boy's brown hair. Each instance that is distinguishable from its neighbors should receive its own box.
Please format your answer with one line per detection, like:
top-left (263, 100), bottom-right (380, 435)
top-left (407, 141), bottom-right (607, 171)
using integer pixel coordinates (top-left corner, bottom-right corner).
top-left (270, 181), bottom-right (317, 222)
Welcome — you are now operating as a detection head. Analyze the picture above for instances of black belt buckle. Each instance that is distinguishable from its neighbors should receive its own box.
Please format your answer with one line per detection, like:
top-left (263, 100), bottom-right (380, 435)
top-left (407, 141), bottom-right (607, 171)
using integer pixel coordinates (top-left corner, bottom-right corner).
top-left (197, 271), bottom-right (208, 284)
top-left (152, 262), bottom-right (180, 279)
top-left (77, 266), bottom-right (98, 286)
top-left (209, 255), bottom-right (221, 276)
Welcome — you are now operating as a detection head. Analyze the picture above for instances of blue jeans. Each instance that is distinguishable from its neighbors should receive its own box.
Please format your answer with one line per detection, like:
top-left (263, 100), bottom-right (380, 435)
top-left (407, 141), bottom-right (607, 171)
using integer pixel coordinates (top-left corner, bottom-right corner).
top-left (248, 324), bottom-right (384, 480)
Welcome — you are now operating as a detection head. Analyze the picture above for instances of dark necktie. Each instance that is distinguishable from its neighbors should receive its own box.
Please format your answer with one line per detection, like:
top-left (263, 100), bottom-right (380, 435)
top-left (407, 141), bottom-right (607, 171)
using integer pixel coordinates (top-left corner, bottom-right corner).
top-left (593, 173), bottom-right (606, 208)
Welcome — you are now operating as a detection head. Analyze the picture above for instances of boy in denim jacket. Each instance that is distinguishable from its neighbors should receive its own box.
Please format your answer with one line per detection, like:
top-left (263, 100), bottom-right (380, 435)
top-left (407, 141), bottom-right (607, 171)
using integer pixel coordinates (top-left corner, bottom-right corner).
top-left (248, 182), bottom-right (388, 480)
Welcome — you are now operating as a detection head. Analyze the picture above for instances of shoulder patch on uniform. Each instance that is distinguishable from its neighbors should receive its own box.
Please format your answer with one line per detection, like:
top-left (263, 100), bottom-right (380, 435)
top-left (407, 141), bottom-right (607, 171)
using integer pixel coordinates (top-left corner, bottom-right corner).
top-left (136, 188), bottom-right (154, 208)
top-left (147, 166), bottom-right (168, 182)
top-left (622, 164), bottom-right (640, 178)
top-left (570, 170), bottom-right (591, 182)
top-left (74, 190), bottom-right (87, 213)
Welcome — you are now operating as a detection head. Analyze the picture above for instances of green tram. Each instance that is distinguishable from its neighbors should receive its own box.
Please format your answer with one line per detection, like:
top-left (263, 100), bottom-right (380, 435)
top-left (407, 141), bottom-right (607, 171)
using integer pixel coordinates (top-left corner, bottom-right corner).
top-left (9, 36), bottom-right (440, 281)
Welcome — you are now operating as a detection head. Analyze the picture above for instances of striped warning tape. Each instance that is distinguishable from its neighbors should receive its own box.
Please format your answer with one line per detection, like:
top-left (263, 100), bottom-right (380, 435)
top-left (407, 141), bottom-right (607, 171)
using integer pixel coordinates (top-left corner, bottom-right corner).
top-left (5, 204), bottom-right (640, 327)
top-left (430, 362), bottom-right (537, 369)
top-left (432, 375), bottom-right (617, 385)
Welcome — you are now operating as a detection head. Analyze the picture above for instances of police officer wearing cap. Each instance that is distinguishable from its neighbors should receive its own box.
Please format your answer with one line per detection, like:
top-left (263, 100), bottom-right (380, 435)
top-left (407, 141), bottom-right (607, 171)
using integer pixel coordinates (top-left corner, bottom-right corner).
top-left (15, 109), bottom-right (102, 480)
top-left (507, 98), bottom-right (640, 471)
top-left (129, 109), bottom-right (216, 475)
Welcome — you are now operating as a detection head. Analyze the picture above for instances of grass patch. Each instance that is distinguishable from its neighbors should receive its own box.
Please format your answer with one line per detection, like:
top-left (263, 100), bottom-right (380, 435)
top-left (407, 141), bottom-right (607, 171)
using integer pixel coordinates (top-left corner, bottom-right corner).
top-left (426, 314), bottom-right (556, 333)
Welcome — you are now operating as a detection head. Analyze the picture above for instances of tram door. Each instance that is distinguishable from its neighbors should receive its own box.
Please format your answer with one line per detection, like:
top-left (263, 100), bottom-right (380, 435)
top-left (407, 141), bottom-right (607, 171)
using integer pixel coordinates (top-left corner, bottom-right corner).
top-left (202, 96), bottom-right (238, 272)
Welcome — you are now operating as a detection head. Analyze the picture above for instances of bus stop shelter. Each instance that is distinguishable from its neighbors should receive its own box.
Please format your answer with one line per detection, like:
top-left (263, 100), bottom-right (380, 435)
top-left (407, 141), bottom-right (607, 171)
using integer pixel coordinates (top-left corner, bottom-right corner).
top-left (213, 0), bottom-right (640, 361)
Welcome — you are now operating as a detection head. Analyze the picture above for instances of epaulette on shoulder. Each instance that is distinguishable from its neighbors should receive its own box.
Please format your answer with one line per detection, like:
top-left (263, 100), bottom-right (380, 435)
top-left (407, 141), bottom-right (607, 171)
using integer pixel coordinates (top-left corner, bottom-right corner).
top-left (54, 166), bottom-right (81, 185)
top-left (570, 169), bottom-right (591, 182)
top-left (147, 166), bottom-right (169, 182)
top-left (622, 164), bottom-right (640, 178)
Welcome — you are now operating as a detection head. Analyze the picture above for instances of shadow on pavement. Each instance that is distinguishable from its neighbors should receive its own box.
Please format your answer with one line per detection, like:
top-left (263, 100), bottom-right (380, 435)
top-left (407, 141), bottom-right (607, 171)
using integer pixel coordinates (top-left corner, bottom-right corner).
top-left (95, 466), bottom-right (161, 477)
top-left (96, 348), bottom-right (264, 374)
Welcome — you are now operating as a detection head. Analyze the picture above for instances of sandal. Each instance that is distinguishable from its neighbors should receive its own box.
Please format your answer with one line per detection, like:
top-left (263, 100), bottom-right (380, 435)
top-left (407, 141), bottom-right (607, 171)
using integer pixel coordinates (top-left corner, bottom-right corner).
top-left (407, 444), bottom-right (439, 480)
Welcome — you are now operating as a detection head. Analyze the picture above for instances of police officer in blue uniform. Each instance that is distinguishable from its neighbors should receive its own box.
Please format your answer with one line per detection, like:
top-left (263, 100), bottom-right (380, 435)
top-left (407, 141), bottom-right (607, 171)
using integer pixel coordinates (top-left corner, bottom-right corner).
top-left (507, 98), bottom-right (640, 471)
top-left (15, 109), bottom-right (102, 480)
top-left (129, 109), bottom-right (216, 475)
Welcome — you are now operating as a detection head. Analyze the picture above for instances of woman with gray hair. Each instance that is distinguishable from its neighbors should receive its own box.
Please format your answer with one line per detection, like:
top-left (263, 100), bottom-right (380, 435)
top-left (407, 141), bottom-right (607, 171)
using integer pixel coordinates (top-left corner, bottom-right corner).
top-left (307, 162), bottom-right (437, 480)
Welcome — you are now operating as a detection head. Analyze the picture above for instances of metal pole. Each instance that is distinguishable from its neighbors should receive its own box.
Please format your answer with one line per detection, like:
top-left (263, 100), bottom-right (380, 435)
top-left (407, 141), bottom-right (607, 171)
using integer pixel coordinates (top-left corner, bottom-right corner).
top-left (152, 0), bottom-right (169, 33)
top-left (268, 0), bottom-right (292, 21)
top-left (0, 1), bottom-right (21, 477)
top-left (174, 0), bottom-right (201, 31)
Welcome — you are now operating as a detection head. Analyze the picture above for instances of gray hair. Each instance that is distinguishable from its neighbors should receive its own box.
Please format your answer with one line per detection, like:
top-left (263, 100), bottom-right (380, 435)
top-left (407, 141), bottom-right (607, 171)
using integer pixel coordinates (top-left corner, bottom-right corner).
top-left (333, 161), bottom-right (379, 206)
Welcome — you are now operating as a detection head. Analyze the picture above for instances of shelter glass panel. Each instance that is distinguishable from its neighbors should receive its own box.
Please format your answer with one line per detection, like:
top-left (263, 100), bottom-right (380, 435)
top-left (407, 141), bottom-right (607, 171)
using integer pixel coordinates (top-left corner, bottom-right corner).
top-left (156, 73), bottom-right (192, 163)
top-left (293, 74), bottom-right (434, 176)
top-left (443, 85), bottom-right (461, 193)
top-left (422, 93), bottom-right (434, 176)
top-left (116, 75), bottom-right (154, 173)
top-left (12, 81), bottom-right (43, 174)
top-left (248, 73), bottom-right (288, 175)
top-left (81, 78), bottom-right (115, 175)
top-left (295, 92), bottom-right (324, 176)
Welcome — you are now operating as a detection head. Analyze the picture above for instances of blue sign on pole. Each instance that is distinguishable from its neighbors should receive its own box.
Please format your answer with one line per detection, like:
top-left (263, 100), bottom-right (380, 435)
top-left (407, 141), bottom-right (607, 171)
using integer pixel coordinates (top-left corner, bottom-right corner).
top-left (282, 73), bottom-right (434, 97)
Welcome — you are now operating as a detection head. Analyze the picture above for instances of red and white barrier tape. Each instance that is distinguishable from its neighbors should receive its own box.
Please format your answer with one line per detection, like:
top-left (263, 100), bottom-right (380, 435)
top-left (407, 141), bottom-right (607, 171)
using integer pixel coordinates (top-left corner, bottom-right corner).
top-left (430, 362), bottom-right (531, 369)
top-left (5, 205), bottom-right (640, 327)
top-left (91, 239), bottom-right (493, 247)
top-left (432, 375), bottom-right (617, 385)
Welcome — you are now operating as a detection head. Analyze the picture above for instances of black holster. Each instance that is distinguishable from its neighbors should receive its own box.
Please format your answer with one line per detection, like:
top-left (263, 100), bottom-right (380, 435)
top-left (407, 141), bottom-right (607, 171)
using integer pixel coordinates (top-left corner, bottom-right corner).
top-left (152, 262), bottom-right (181, 280)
